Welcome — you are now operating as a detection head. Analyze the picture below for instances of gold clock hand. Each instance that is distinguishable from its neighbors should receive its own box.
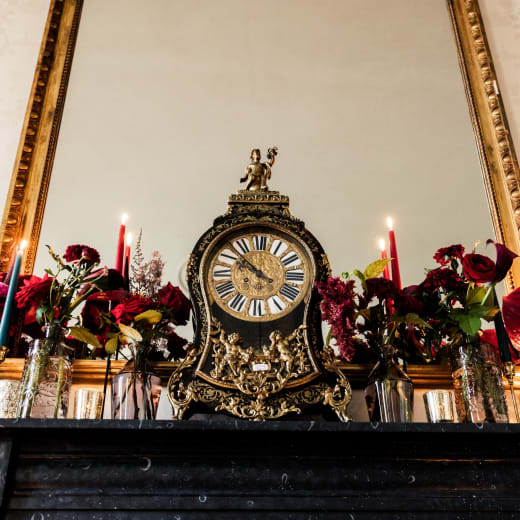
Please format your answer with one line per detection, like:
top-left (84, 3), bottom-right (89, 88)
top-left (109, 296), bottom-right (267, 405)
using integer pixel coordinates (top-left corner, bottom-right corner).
top-left (228, 242), bottom-right (273, 283)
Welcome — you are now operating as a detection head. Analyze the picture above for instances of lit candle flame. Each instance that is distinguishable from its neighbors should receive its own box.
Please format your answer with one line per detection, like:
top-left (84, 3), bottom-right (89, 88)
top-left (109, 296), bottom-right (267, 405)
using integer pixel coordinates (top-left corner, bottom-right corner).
top-left (379, 238), bottom-right (385, 252)
top-left (121, 213), bottom-right (128, 225)
top-left (386, 216), bottom-right (393, 230)
top-left (126, 232), bottom-right (133, 246)
top-left (19, 239), bottom-right (28, 251)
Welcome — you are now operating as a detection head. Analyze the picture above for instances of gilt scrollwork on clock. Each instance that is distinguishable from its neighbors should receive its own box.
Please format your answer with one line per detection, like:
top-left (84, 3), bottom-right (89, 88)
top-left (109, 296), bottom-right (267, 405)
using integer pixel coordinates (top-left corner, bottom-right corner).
top-left (209, 319), bottom-right (311, 397)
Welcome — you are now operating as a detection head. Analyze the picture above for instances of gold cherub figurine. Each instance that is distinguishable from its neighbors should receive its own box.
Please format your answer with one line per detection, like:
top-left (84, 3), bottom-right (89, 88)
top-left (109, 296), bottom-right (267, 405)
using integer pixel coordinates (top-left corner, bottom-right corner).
top-left (240, 147), bottom-right (278, 191)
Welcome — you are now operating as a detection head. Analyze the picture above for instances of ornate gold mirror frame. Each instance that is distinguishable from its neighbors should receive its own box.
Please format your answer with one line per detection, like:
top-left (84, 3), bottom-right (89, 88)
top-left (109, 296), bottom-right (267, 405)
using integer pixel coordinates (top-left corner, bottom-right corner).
top-left (1, 0), bottom-right (519, 291)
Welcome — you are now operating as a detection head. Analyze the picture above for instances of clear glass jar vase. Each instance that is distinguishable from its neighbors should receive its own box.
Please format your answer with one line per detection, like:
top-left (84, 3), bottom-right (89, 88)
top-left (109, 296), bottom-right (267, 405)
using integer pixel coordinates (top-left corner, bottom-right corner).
top-left (364, 345), bottom-right (414, 422)
top-left (451, 338), bottom-right (508, 423)
top-left (16, 324), bottom-right (74, 419)
top-left (111, 347), bottom-right (161, 420)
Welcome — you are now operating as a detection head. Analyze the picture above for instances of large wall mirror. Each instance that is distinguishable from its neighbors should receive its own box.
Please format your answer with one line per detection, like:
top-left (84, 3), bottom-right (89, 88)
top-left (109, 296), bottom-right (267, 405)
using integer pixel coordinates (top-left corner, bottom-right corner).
top-left (2, 0), bottom-right (520, 314)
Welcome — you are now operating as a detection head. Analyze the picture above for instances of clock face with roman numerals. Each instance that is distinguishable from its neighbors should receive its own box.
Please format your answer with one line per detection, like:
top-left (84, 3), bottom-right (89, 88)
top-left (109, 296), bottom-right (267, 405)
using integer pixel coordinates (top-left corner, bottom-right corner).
top-left (206, 227), bottom-right (312, 322)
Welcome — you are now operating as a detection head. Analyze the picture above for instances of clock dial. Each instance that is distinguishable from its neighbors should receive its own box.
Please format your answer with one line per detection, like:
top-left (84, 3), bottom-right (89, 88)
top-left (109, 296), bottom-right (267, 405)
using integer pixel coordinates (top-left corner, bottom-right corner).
top-left (206, 228), bottom-right (312, 321)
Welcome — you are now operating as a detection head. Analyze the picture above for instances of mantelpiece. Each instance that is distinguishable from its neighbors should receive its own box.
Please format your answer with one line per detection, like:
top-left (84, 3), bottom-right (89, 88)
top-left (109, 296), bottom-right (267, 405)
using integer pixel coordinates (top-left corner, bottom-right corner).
top-left (1, 419), bottom-right (520, 517)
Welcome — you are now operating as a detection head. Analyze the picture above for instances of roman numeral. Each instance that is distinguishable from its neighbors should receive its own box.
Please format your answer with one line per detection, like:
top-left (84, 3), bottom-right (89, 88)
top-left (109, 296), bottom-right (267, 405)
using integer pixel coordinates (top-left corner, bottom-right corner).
top-left (280, 284), bottom-right (299, 301)
top-left (216, 281), bottom-right (234, 299)
top-left (253, 235), bottom-right (267, 251)
top-left (268, 295), bottom-right (286, 313)
top-left (281, 253), bottom-right (300, 267)
top-left (285, 270), bottom-right (304, 282)
top-left (218, 249), bottom-right (238, 265)
top-left (228, 293), bottom-right (246, 311)
top-left (234, 238), bottom-right (250, 255)
top-left (270, 239), bottom-right (287, 256)
top-left (249, 299), bottom-right (264, 317)
top-left (213, 266), bottom-right (231, 279)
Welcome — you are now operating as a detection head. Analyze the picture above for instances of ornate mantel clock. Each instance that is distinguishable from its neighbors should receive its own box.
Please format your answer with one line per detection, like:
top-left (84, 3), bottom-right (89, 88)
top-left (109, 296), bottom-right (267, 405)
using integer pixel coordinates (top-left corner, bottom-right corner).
top-left (167, 148), bottom-right (351, 421)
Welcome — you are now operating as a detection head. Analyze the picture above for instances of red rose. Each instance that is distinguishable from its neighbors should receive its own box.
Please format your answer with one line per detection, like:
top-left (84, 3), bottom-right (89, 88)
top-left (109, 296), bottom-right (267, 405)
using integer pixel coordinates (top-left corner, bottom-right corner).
top-left (462, 254), bottom-right (496, 284)
top-left (157, 283), bottom-right (191, 325)
top-left (433, 244), bottom-right (465, 266)
top-left (15, 274), bottom-right (54, 309)
top-left (111, 294), bottom-right (152, 324)
top-left (64, 244), bottom-right (100, 265)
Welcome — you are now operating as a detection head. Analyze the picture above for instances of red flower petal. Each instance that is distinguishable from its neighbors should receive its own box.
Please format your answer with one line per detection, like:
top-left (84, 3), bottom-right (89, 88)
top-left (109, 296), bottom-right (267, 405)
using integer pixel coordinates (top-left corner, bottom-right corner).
top-left (502, 287), bottom-right (520, 351)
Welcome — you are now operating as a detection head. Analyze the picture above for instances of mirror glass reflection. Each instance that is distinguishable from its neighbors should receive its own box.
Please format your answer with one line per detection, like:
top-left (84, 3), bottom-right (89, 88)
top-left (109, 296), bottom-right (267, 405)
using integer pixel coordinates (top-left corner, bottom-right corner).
top-left (35, 0), bottom-right (494, 341)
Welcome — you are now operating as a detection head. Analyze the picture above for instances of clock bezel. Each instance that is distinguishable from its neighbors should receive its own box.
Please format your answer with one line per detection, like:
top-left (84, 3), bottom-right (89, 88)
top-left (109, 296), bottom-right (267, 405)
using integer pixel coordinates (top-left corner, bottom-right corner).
top-left (204, 224), bottom-right (314, 322)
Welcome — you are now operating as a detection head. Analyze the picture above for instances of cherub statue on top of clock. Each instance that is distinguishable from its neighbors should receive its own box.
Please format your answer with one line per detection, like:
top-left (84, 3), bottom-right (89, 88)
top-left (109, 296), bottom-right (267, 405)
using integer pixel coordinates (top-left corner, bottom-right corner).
top-left (240, 146), bottom-right (278, 191)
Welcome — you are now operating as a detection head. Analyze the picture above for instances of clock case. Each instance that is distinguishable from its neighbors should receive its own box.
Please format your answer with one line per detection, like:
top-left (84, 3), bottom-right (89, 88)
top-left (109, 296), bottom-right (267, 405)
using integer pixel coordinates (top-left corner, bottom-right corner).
top-left (167, 191), bottom-right (352, 421)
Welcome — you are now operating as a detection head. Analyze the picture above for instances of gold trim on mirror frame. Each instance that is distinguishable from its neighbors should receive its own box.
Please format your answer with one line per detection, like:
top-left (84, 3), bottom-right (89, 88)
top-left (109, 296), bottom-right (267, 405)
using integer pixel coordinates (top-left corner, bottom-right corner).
top-left (0, 0), bottom-right (83, 273)
top-left (1, 0), bottom-right (519, 293)
top-left (448, 0), bottom-right (520, 292)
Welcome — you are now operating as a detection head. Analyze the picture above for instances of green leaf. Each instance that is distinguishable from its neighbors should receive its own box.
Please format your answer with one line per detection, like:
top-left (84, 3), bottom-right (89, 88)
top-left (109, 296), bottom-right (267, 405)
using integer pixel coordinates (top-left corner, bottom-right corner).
top-left (68, 326), bottom-right (102, 350)
top-left (451, 309), bottom-right (481, 337)
top-left (134, 310), bottom-right (162, 324)
top-left (105, 336), bottom-right (119, 355)
top-left (466, 286), bottom-right (488, 306)
top-left (352, 269), bottom-right (366, 285)
top-left (118, 323), bottom-right (143, 343)
top-left (364, 258), bottom-right (392, 280)
top-left (340, 272), bottom-right (349, 280)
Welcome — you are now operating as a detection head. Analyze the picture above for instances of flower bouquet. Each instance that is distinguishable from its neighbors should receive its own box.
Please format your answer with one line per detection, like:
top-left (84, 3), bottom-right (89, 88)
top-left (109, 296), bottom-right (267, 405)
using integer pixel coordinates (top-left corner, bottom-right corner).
top-left (316, 259), bottom-right (429, 422)
top-left (411, 241), bottom-right (517, 422)
top-left (14, 244), bottom-right (119, 418)
top-left (81, 241), bottom-right (191, 419)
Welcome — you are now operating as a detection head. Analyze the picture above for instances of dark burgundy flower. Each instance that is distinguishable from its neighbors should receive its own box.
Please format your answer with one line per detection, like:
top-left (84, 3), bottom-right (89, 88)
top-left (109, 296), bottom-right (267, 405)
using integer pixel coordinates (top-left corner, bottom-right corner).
top-left (462, 253), bottom-right (496, 284)
top-left (395, 287), bottom-right (424, 315)
top-left (0, 283), bottom-right (8, 299)
top-left (366, 277), bottom-right (397, 301)
top-left (433, 244), bottom-right (465, 266)
top-left (420, 268), bottom-right (462, 293)
top-left (486, 240), bottom-right (518, 283)
top-left (111, 294), bottom-right (153, 325)
top-left (64, 244), bottom-right (100, 265)
top-left (166, 330), bottom-right (188, 360)
top-left (15, 274), bottom-right (54, 309)
top-left (157, 283), bottom-right (191, 325)
top-left (81, 300), bottom-right (107, 332)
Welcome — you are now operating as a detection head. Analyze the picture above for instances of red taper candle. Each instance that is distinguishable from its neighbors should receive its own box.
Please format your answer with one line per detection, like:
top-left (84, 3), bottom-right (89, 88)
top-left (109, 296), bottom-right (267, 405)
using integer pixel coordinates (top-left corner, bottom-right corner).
top-left (386, 217), bottom-right (402, 290)
top-left (123, 232), bottom-right (132, 280)
top-left (379, 238), bottom-right (391, 280)
top-left (115, 213), bottom-right (128, 274)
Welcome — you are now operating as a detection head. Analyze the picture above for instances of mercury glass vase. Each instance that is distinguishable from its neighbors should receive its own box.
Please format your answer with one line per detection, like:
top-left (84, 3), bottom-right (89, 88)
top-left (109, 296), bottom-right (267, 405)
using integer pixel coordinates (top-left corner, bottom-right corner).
top-left (364, 345), bottom-right (414, 422)
top-left (451, 338), bottom-right (508, 423)
top-left (16, 324), bottom-right (74, 419)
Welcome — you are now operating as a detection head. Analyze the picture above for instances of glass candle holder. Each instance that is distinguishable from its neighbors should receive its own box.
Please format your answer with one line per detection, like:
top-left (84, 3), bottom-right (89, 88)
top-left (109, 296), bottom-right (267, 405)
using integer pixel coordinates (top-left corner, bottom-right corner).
top-left (73, 388), bottom-right (104, 419)
top-left (423, 390), bottom-right (455, 423)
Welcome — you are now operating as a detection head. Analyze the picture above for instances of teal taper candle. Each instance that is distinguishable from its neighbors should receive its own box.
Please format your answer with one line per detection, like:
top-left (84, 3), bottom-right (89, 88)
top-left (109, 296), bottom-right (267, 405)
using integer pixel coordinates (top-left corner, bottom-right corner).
top-left (0, 241), bottom-right (26, 346)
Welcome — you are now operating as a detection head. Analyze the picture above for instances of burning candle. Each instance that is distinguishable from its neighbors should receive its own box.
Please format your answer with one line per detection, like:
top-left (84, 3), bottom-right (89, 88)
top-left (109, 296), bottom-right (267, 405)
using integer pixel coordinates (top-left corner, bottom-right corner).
top-left (387, 217), bottom-right (402, 290)
top-left (379, 238), bottom-right (391, 280)
top-left (115, 213), bottom-right (128, 274)
top-left (0, 240), bottom-right (27, 347)
top-left (123, 232), bottom-right (133, 284)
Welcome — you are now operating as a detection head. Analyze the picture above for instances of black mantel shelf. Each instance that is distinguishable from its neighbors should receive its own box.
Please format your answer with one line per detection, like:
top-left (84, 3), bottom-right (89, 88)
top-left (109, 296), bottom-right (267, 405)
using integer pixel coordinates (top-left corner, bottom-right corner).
top-left (1, 419), bottom-right (520, 518)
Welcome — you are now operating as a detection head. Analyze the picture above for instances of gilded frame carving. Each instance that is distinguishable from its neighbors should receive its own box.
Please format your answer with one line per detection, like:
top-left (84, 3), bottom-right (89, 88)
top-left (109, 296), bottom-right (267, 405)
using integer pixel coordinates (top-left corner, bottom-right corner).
top-left (1, 0), bottom-right (520, 295)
